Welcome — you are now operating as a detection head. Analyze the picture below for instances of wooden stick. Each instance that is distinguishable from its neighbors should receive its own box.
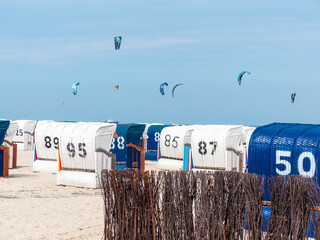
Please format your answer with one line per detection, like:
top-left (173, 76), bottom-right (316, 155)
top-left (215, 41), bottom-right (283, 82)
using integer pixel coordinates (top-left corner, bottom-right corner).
top-left (110, 170), bottom-right (121, 229)
top-left (133, 169), bottom-right (138, 240)
top-left (146, 171), bottom-right (156, 240)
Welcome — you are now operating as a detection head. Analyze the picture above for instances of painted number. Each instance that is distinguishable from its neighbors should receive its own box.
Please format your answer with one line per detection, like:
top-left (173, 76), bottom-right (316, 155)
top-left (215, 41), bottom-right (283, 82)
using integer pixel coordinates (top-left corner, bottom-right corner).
top-left (78, 143), bottom-right (87, 158)
top-left (45, 136), bottom-right (52, 148)
top-left (298, 152), bottom-right (316, 177)
top-left (275, 150), bottom-right (291, 175)
top-left (53, 137), bottom-right (59, 149)
top-left (44, 136), bottom-right (59, 149)
top-left (117, 137), bottom-right (125, 150)
top-left (16, 129), bottom-right (23, 136)
top-left (165, 135), bottom-right (171, 147)
top-left (110, 137), bottom-right (125, 150)
top-left (110, 138), bottom-right (115, 149)
top-left (198, 141), bottom-right (207, 155)
top-left (198, 141), bottom-right (217, 155)
top-left (172, 137), bottom-right (179, 148)
top-left (154, 132), bottom-right (160, 142)
top-left (67, 143), bottom-right (87, 158)
top-left (164, 134), bottom-right (179, 148)
top-left (276, 150), bottom-right (316, 177)
top-left (67, 143), bottom-right (76, 158)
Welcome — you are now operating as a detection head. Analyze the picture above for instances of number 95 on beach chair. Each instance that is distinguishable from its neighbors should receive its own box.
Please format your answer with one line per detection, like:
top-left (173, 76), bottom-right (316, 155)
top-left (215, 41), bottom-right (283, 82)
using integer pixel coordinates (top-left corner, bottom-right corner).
top-left (57, 122), bottom-right (117, 188)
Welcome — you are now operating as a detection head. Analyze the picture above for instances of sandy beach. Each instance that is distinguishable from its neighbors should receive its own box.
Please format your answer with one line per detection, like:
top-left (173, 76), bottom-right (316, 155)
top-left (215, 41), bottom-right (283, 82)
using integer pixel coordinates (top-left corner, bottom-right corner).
top-left (0, 150), bottom-right (157, 240)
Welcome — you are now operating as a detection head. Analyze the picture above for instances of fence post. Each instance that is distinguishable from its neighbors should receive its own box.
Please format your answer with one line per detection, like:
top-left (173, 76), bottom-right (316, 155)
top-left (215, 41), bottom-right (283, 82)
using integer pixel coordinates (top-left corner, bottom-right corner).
top-left (141, 138), bottom-right (145, 171)
top-left (239, 145), bottom-right (244, 173)
top-left (156, 142), bottom-right (161, 166)
top-left (146, 171), bottom-right (156, 240)
top-left (12, 143), bottom-right (17, 168)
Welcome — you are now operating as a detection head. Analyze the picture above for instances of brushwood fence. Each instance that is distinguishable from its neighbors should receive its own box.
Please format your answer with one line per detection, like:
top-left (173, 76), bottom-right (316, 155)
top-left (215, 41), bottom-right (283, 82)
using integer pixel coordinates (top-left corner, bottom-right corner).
top-left (101, 170), bottom-right (320, 240)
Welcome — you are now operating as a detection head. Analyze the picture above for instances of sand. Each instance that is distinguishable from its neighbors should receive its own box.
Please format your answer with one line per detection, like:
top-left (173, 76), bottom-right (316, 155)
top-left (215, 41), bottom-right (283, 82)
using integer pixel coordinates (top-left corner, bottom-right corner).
top-left (0, 150), bottom-right (157, 240)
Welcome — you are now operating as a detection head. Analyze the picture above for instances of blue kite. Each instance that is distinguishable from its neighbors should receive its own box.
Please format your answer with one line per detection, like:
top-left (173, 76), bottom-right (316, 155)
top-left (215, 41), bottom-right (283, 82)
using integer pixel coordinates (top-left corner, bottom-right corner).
top-left (291, 93), bottom-right (296, 103)
top-left (238, 71), bottom-right (250, 85)
top-left (160, 82), bottom-right (168, 95)
top-left (72, 82), bottom-right (80, 95)
top-left (114, 36), bottom-right (122, 50)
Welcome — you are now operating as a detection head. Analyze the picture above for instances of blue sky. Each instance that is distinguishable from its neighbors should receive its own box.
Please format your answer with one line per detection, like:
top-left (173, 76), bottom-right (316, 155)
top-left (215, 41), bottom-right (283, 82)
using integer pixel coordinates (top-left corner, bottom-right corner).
top-left (0, 0), bottom-right (320, 125)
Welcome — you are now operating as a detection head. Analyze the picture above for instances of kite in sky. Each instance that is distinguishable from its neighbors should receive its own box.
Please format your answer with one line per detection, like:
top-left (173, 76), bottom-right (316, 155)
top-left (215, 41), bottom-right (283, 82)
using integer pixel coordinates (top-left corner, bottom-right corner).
top-left (114, 36), bottom-right (122, 50)
top-left (72, 82), bottom-right (80, 95)
top-left (160, 82), bottom-right (168, 95)
top-left (238, 71), bottom-right (250, 85)
top-left (172, 83), bottom-right (183, 97)
top-left (291, 93), bottom-right (296, 103)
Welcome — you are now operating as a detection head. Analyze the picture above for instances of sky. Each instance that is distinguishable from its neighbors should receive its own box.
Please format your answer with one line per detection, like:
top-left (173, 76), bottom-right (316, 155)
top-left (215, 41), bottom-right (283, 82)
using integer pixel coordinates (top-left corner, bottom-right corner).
top-left (0, 0), bottom-right (320, 126)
